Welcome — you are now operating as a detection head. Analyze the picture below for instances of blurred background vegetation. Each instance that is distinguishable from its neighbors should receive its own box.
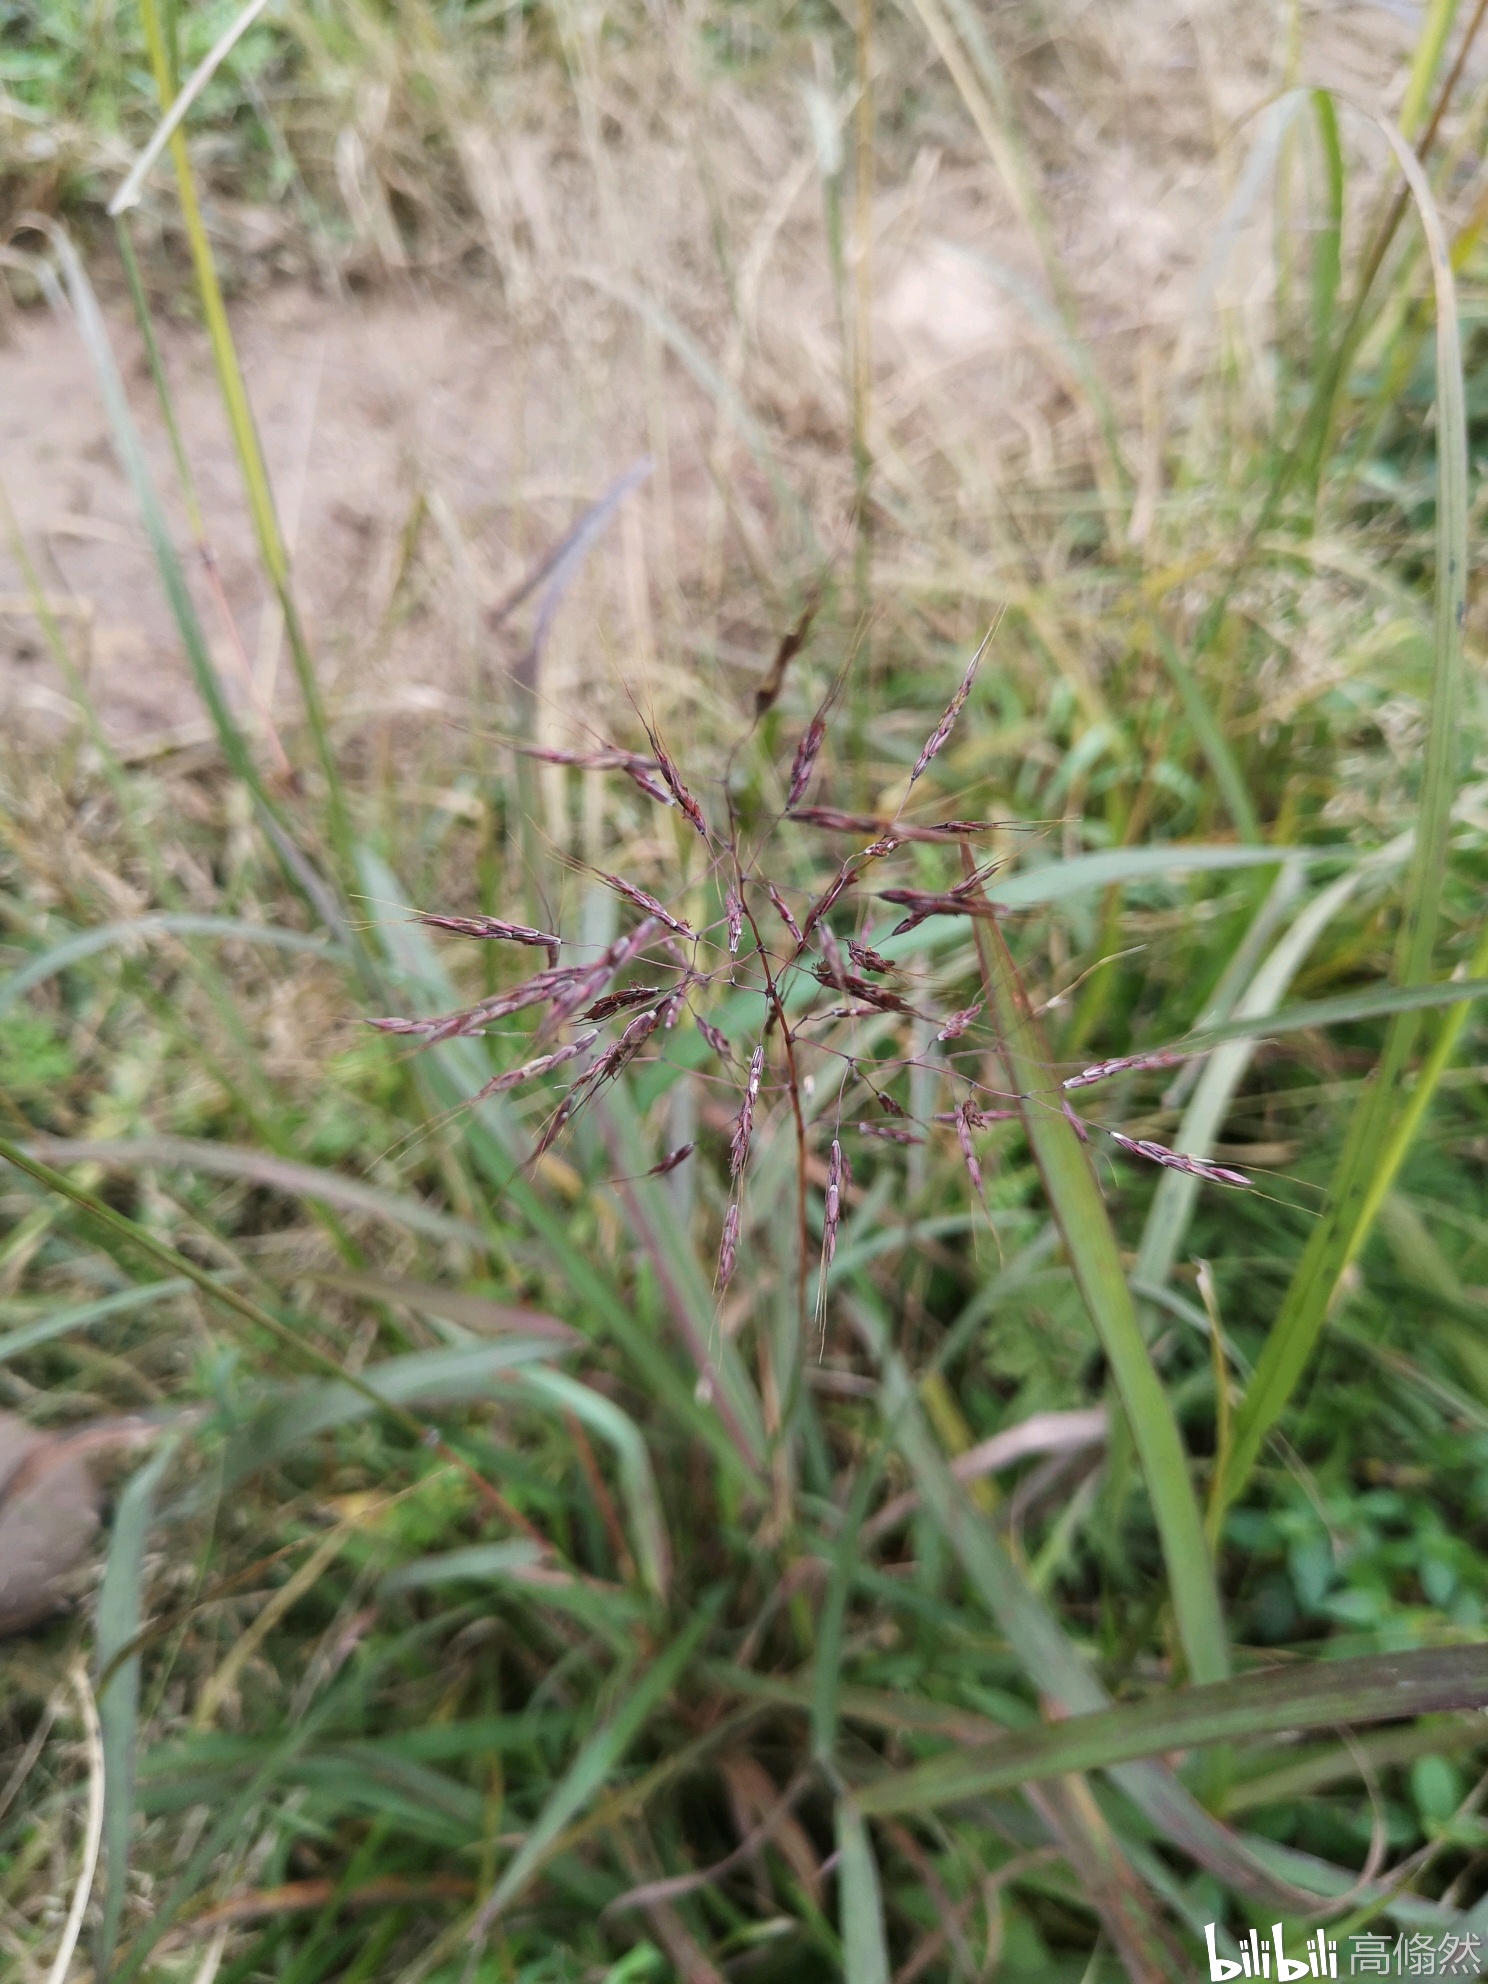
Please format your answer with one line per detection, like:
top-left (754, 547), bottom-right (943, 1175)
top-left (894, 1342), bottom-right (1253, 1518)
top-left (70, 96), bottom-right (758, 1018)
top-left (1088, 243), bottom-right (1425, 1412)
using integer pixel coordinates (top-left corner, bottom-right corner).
top-left (2, 0), bottom-right (1488, 1979)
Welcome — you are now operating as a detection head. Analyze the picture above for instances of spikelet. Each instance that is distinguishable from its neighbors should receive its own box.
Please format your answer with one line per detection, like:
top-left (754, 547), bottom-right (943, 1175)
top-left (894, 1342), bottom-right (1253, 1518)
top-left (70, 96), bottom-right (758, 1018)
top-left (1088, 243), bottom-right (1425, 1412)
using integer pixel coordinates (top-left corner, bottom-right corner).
top-left (937, 1001), bottom-right (983, 1042)
top-left (473, 1030), bottom-right (599, 1102)
top-left (823, 1136), bottom-right (843, 1267)
top-left (786, 711), bottom-right (827, 808)
top-left (909, 633), bottom-right (987, 785)
top-left (1062, 1050), bottom-right (1187, 1092)
top-left (596, 870), bottom-right (696, 941)
top-left (646, 725), bottom-right (709, 838)
top-left (766, 882), bottom-right (802, 945)
top-left (696, 1014), bottom-right (732, 1059)
top-left (955, 1100), bottom-right (984, 1193)
top-left (848, 941), bottom-right (892, 976)
top-left (717, 1201), bottom-right (741, 1289)
top-left (1108, 1131), bottom-right (1251, 1188)
top-left (856, 1121), bottom-right (923, 1145)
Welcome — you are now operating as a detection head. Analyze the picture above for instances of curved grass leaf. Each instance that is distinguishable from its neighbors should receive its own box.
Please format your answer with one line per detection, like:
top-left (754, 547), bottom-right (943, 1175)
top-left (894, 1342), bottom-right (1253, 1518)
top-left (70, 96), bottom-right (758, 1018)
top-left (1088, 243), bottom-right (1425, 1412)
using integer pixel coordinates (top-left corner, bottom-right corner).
top-left (856, 1646), bottom-right (1488, 1815)
top-left (380, 1540), bottom-right (545, 1595)
top-left (21, 1135), bottom-right (489, 1252)
top-left (851, 1295), bottom-right (1319, 1908)
top-left (0, 915), bottom-right (341, 1016)
top-left (219, 1340), bottom-right (564, 1489)
top-left (1221, 115), bottom-right (1469, 1510)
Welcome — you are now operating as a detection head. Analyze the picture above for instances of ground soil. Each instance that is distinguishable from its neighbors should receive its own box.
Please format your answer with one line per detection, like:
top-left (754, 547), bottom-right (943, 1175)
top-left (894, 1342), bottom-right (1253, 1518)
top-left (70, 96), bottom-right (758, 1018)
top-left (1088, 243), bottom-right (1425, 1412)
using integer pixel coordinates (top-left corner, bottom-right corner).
top-left (0, 0), bottom-right (1426, 747)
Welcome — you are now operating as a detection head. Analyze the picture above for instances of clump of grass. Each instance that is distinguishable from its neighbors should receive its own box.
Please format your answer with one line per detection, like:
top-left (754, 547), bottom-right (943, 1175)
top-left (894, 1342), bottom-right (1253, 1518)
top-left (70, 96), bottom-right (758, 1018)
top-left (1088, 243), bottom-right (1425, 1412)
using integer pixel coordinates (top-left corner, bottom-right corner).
top-left (3, 0), bottom-right (1488, 1980)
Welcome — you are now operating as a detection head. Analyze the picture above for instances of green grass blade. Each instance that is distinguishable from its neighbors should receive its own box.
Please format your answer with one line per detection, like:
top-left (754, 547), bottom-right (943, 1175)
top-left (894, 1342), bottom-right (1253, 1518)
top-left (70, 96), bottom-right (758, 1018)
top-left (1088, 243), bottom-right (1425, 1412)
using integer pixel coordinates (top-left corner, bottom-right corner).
top-left (1166, 974), bottom-right (1488, 1054)
top-left (95, 1437), bottom-right (177, 1981)
top-left (971, 912), bottom-right (1228, 1684)
top-left (1221, 121), bottom-right (1469, 1511)
top-left (380, 1541), bottom-right (545, 1595)
top-left (1134, 850), bottom-right (1403, 1290)
top-left (1400, 0), bottom-right (1463, 136)
top-left (835, 1800), bottom-right (891, 1984)
top-left (32, 230), bottom-right (264, 806)
top-left (0, 1280), bottom-right (190, 1364)
top-left (133, 0), bottom-right (351, 870)
top-left (1309, 91), bottom-right (1343, 388)
top-left (21, 1134), bottom-right (489, 1251)
top-left (851, 1296), bottom-right (1310, 1906)
top-left (515, 1367), bottom-right (673, 1597)
top-left (855, 1645), bottom-right (1488, 1815)
top-left (472, 1602), bottom-right (716, 1931)
top-left (1149, 622), bottom-right (1260, 842)
top-left (219, 1341), bottom-right (564, 1489)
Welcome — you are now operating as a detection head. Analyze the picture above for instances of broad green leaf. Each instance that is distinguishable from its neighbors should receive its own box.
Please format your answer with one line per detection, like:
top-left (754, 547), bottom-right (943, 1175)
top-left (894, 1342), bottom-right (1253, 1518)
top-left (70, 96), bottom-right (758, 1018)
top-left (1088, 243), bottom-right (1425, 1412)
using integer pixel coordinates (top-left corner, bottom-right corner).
top-left (1135, 840), bottom-right (1407, 1291)
top-left (357, 849), bottom-right (764, 1489)
top-left (856, 1646), bottom-right (1488, 1815)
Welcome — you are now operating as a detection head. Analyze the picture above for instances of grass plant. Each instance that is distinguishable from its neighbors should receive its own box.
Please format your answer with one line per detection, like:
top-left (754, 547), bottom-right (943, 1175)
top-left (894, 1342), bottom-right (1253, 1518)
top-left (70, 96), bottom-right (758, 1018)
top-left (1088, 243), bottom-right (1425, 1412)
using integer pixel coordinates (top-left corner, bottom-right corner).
top-left (3, 0), bottom-right (1488, 1980)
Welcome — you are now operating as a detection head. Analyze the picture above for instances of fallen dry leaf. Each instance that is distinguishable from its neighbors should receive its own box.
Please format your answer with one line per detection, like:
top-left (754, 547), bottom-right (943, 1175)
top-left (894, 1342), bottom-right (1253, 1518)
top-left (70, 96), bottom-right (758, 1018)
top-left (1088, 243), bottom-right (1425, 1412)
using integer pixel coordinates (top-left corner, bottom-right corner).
top-left (0, 1410), bottom-right (102, 1637)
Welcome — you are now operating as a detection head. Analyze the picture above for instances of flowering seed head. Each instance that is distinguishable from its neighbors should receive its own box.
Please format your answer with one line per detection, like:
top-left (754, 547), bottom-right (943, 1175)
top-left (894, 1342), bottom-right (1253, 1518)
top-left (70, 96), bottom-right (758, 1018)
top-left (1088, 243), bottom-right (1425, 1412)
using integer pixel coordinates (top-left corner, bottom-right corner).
top-left (817, 924), bottom-right (848, 991)
top-left (646, 726), bottom-right (709, 839)
top-left (583, 985), bottom-right (664, 1022)
top-left (649, 1141), bottom-right (696, 1177)
top-left (730, 1044), bottom-right (764, 1180)
top-left (414, 913), bottom-right (562, 953)
top-left (745, 1042), bottom-right (765, 1103)
top-left (798, 865), bottom-right (853, 944)
top-left (596, 870), bottom-right (695, 941)
top-left (726, 885), bottom-right (743, 956)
